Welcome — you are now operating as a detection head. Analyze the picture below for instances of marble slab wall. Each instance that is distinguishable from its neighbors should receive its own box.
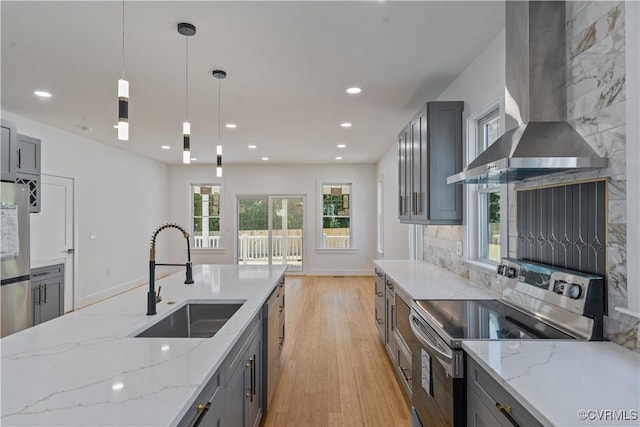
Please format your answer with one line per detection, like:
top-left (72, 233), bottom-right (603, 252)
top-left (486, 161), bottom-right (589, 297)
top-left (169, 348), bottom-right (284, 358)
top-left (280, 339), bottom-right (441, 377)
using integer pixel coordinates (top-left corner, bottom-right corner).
top-left (423, 1), bottom-right (638, 351)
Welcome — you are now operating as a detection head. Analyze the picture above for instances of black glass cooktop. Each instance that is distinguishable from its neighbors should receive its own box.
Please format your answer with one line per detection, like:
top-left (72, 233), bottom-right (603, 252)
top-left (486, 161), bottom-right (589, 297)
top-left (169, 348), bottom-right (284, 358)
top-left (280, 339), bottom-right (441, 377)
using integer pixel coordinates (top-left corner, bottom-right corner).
top-left (413, 299), bottom-right (575, 343)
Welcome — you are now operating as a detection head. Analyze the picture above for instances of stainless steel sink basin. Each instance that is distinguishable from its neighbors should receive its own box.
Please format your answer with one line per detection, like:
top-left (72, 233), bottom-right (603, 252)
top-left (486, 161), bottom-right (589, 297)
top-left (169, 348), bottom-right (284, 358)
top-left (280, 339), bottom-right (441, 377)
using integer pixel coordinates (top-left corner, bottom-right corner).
top-left (135, 302), bottom-right (244, 338)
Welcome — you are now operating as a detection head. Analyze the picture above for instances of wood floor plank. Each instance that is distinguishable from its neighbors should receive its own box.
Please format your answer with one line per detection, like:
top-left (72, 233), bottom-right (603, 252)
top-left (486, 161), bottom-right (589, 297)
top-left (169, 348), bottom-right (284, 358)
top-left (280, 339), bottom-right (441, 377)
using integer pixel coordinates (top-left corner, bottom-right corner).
top-left (262, 276), bottom-right (411, 427)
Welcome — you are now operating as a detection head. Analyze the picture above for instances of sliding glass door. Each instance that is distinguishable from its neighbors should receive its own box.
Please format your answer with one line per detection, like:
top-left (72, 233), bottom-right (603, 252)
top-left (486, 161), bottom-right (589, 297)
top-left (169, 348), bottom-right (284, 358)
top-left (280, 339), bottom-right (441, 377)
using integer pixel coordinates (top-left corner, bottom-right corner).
top-left (237, 196), bottom-right (304, 273)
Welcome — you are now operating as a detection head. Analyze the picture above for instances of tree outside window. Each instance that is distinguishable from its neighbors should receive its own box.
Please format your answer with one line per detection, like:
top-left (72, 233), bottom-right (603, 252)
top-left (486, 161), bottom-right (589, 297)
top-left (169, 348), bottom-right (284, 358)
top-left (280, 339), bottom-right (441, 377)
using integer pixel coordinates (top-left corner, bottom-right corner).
top-left (321, 184), bottom-right (351, 248)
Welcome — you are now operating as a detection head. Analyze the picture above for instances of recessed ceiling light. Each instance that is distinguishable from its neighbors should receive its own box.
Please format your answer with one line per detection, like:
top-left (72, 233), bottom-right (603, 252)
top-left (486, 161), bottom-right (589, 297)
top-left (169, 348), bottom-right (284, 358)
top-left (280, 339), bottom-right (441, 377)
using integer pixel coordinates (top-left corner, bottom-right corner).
top-left (346, 87), bottom-right (361, 94)
top-left (112, 383), bottom-right (124, 391)
top-left (261, 157), bottom-right (269, 161)
top-left (161, 145), bottom-right (170, 150)
top-left (225, 123), bottom-right (237, 129)
top-left (248, 145), bottom-right (257, 149)
top-left (33, 90), bottom-right (52, 98)
top-left (340, 122), bottom-right (352, 128)
top-left (190, 157), bottom-right (197, 161)
top-left (337, 144), bottom-right (347, 148)
top-left (336, 156), bottom-right (343, 160)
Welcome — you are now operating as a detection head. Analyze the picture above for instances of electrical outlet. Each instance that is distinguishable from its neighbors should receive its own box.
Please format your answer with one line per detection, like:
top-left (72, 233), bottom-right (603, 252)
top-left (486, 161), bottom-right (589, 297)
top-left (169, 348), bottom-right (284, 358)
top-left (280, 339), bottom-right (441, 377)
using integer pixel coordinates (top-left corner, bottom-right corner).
top-left (456, 241), bottom-right (463, 257)
top-left (90, 231), bottom-right (97, 239)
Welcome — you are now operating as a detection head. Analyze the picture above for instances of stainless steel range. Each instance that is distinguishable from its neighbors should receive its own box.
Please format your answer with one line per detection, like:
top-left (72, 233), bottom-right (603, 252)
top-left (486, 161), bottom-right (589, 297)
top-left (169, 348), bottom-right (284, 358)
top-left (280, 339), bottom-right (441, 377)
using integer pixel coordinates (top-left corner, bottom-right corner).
top-left (409, 258), bottom-right (605, 427)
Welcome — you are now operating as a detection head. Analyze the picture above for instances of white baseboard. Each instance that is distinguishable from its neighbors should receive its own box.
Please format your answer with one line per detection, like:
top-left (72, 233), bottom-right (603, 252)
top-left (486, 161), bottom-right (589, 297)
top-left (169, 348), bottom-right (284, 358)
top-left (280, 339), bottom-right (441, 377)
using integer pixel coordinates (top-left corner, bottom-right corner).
top-left (308, 269), bottom-right (374, 276)
top-left (75, 275), bottom-right (149, 309)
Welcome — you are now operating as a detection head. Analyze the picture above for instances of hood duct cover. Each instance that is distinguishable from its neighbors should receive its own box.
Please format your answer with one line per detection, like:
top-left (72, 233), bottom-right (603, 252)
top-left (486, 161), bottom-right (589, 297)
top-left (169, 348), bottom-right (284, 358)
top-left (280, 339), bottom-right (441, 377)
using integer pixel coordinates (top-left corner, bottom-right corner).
top-left (448, 1), bottom-right (608, 184)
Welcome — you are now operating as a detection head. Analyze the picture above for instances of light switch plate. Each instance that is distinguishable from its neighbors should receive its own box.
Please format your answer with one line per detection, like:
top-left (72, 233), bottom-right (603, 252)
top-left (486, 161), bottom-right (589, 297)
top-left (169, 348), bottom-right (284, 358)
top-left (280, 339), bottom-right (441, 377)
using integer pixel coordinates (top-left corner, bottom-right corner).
top-left (90, 232), bottom-right (97, 239)
top-left (456, 241), bottom-right (462, 256)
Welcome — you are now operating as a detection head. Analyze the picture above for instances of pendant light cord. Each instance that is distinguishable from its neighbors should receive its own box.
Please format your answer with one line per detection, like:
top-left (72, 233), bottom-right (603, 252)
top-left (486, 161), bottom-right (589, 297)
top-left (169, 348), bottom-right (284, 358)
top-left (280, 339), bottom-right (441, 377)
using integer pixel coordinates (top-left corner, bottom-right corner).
top-left (218, 78), bottom-right (221, 144)
top-left (185, 36), bottom-right (189, 120)
top-left (121, 0), bottom-right (125, 79)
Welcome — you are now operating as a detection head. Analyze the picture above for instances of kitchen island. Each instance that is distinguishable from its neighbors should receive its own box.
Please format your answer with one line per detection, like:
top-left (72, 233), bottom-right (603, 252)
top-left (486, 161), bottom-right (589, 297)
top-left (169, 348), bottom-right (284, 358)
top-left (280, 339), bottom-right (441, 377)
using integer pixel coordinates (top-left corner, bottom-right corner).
top-left (0, 264), bottom-right (286, 426)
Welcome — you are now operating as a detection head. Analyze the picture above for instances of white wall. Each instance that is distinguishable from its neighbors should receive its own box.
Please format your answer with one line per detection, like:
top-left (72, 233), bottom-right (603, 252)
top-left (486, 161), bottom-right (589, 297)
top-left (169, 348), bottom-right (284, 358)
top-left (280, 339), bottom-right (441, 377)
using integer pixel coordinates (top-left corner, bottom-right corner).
top-left (1, 110), bottom-right (169, 308)
top-left (166, 163), bottom-right (377, 275)
top-left (376, 144), bottom-right (409, 260)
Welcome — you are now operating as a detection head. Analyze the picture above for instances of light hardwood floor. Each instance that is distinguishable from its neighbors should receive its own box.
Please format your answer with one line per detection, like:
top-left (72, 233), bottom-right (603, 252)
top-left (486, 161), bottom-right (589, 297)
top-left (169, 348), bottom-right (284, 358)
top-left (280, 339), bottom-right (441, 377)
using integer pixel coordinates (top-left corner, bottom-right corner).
top-left (262, 276), bottom-right (411, 427)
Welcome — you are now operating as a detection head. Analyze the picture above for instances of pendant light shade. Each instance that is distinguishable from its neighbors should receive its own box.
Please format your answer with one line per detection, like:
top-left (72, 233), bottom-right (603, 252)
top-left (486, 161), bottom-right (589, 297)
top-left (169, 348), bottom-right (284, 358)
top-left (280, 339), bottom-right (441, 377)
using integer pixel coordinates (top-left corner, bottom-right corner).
top-left (178, 23), bottom-right (196, 164)
top-left (213, 69), bottom-right (226, 177)
top-left (118, 78), bottom-right (129, 140)
top-left (117, 0), bottom-right (129, 141)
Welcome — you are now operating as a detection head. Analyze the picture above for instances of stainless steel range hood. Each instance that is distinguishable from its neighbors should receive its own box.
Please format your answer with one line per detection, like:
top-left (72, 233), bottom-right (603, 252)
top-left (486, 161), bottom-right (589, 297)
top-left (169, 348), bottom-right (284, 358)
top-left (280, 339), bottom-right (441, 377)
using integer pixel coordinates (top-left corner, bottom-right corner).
top-left (448, 1), bottom-right (608, 184)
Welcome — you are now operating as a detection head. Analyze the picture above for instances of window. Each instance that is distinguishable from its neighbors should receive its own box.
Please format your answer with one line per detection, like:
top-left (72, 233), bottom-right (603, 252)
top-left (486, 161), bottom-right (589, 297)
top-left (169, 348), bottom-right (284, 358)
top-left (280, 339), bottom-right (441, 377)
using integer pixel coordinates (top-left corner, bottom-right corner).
top-left (476, 109), bottom-right (501, 262)
top-left (377, 178), bottom-right (384, 254)
top-left (321, 183), bottom-right (351, 248)
top-left (191, 184), bottom-right (221, 248)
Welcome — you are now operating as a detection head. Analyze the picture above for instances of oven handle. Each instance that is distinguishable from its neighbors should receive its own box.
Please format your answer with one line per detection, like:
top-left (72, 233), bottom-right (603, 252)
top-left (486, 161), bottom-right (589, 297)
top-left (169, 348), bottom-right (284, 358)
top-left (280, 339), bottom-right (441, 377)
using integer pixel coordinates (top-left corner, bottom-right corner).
top-left (410, 313), bottom-right (452, 362)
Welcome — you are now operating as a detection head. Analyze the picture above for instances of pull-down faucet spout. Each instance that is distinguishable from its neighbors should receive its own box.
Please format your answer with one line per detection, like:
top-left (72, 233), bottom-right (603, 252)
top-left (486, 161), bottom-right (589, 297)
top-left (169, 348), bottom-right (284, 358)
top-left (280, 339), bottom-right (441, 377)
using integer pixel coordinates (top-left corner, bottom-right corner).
top-left (148, 223), bottom-right (194, 315)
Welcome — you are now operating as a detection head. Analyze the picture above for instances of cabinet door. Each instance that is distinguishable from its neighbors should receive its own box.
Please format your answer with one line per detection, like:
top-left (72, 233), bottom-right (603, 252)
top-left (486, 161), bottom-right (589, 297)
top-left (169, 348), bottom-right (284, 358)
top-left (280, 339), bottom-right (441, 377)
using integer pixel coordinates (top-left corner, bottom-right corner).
top-left (39, 277), bottom-right (62, 323)
top-left (1, 119), bottom-right (17, 181)
top-left (32, 284), bottom-right (42, 325)
top-left (398, 126), bottom-right (411, 221)
top-left (467, 388), bottom-right (504, 427)
top-left (266, 291), bottom-right (280, 409)
top-left (385, 289), bottom-right (397, 364)
top-left (427, 101), bottom-right (463, 223)
top-left (246, 331), bottom-right (262, 427)
top-left (411, 107), bottom-right (428, 221)
top-left (224, 360), bottom-right (246, 427)
top-left (16, 134), bottom-right (41, 175)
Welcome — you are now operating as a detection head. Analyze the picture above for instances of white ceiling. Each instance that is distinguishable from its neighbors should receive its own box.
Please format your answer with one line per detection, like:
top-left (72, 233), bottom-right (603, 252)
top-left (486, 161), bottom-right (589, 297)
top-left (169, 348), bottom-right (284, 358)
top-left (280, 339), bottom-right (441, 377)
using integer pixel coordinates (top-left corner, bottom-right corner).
top-left (1, 1), bottom-right (504, 165)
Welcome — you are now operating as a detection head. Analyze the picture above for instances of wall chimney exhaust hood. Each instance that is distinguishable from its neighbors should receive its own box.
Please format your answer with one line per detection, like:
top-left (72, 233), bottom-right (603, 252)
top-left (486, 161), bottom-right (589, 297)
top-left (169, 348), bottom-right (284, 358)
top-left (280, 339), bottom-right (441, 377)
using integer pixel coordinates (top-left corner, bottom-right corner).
top-left (448, 1), bottom-right (607, 184)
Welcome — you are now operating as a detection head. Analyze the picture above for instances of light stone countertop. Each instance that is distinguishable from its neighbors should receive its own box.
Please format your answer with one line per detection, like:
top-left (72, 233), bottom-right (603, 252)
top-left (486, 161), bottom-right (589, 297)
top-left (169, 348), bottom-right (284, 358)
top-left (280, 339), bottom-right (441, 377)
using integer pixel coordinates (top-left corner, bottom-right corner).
top-left (0, 264), bottom-right (287, 426)
top-left (373, 259), bottom-right (500, 300)
top-left (463, 340), bottom-right (640, 426)
top-left (375, 260), bottom-right (640, 426)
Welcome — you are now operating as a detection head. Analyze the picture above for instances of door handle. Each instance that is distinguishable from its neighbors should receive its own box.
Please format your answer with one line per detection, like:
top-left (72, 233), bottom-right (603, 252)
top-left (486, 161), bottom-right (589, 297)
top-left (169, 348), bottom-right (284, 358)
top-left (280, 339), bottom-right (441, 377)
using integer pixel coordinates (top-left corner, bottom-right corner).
top-left (63, 249), bottom-right (75, 254)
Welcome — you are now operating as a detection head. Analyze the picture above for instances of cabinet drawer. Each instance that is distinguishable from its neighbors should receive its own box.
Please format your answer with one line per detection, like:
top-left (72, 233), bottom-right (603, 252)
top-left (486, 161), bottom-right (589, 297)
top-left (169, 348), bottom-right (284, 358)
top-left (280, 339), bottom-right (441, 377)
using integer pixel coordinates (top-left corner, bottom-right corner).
top-left (374, 301), bottom-right (385, 341)
top-left (31, 264), bottom-right (64, 281)
top-left (394, 290), bottom-right (411, 348)
top-left (226, 314), bottom-right (262, 386)
top-left (178, 369), bottom-right (222, 427)
top-left (467, 357), bottom-right (543, 427)
top-left (394, 331), bottom-right (412, 399)
top-left (374, 268), bottom-right (385, 298)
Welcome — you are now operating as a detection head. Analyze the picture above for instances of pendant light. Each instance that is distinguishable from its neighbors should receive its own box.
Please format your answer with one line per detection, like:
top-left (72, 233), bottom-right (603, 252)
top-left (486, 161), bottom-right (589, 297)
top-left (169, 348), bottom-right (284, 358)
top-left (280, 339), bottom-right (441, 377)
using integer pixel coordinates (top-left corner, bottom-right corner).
top-left (212, 69), bottom-right (226, 177)
top-left (178, 23), bottom-right (196, 164)
top-left (117, 0), bottom-right (129, 140)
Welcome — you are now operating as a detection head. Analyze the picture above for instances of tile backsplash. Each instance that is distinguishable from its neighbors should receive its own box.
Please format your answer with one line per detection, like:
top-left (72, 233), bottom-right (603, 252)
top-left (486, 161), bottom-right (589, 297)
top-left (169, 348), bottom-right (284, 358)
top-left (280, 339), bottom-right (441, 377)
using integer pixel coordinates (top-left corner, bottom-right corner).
top-left (423, 1), bottom-right (638, 351)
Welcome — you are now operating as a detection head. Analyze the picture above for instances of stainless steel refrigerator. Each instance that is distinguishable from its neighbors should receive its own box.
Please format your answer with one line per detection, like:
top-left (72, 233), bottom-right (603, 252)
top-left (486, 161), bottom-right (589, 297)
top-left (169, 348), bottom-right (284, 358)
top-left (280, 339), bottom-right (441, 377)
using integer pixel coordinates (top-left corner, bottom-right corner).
top-left (1, 181), bottom-right (32, 337)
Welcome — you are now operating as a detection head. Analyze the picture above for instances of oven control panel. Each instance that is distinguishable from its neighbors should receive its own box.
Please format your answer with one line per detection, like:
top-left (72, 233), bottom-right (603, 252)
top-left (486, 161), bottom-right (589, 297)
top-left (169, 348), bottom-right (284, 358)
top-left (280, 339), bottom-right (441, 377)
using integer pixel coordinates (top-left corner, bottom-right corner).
top-left (497, 257), bottom-right (604, 317)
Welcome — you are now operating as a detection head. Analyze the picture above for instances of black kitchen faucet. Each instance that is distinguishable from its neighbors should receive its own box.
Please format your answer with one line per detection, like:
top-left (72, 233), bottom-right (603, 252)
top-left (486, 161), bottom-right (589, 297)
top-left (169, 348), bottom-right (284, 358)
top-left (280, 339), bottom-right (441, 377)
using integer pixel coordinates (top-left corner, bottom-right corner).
top-left (147, 223), bottom-right (194, 315)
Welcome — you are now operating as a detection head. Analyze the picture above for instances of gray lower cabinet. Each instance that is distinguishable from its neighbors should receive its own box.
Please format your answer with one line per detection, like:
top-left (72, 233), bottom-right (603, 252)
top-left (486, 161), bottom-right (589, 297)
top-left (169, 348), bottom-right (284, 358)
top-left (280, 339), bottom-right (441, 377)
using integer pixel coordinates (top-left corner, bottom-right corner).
top-left (178, 369), bottom-right (223, 427)
top-left (467, 356), bottom-right (543, 427)
top-left (393, 288), bottom-right (412, 401)
top-left (31, 264), bottom-right (64, 325)
top-left (374, 268), bottom-right (385, 341)
top-left (384, 278), bottom-right (397, 364)
top-left (264, 277), bottom-right (285, 412)
top-left (225, 315), bottom-right (263, 427)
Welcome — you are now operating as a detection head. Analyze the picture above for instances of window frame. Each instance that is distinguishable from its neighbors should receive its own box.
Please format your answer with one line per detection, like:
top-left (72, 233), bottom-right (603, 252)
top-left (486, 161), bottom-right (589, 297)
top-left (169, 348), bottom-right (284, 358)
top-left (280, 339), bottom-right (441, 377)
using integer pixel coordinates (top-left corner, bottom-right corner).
top-left (464, 101), bottom-right (507, 268)
top-left (190, 183), bottom-right (223, 250)
top-left (317, 181), bottom-right (355, 252)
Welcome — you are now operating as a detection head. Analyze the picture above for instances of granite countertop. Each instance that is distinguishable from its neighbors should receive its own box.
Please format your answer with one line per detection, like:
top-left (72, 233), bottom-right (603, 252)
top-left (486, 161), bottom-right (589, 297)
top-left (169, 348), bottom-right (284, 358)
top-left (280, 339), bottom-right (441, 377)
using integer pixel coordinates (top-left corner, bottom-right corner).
top-left (463, 341), bottom-right (640, 426)
top-left (374, 259), bottom-right (500, 300)
top-left (0, 264), bottom-right (287, 426)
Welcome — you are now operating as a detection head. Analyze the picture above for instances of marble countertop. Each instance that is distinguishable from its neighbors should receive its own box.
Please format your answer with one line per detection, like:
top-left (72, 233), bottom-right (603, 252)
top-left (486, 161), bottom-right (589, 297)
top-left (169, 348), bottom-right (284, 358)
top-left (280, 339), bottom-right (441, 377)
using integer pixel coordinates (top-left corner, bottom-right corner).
top-left (463, 340), bottom-right (640, 426)
top-left (374, 259), bottom-right (500, 300)
top-left (0, 264), bottom-right (287, 426)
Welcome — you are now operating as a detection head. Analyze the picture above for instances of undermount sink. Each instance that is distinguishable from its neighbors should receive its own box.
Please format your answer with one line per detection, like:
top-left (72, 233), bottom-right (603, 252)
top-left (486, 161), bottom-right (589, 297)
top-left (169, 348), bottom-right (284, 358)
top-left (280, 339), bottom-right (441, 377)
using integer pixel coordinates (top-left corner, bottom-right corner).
top-left (135, 302), bottom-right (244, 338)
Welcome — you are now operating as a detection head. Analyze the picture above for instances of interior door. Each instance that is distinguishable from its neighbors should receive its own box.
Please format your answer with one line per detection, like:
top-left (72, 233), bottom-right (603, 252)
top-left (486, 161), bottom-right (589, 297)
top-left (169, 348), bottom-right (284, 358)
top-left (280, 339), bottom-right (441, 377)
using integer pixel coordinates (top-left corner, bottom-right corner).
top-left (30, 174), bottom-right (75, 312)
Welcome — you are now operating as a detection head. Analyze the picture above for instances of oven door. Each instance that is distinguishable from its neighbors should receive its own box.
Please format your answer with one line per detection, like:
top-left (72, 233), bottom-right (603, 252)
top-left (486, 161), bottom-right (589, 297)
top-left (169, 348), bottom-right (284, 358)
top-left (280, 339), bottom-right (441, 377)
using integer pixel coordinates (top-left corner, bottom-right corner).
top-left (410, 310), bottom-right (465, 427)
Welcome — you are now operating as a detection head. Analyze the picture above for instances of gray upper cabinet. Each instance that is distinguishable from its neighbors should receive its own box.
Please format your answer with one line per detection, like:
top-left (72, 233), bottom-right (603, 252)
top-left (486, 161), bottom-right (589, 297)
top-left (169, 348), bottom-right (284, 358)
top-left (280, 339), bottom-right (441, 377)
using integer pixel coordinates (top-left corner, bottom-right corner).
top-left (1, 119), bottom-right (18, 182)
top-left (398, 101), bottom-right (463, 224)
top-left (16, 134), bottom-right (41, 176)
top-left (15, 134), bottom-right (41, 213)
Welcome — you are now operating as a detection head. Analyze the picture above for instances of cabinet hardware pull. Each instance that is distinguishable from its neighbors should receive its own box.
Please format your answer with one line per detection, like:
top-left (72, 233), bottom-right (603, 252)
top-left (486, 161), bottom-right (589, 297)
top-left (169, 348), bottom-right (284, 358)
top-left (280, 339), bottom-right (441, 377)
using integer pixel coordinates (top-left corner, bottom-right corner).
top-left (399, 196), bottom-right (403, 215)
top-left (17, 149), bottom-right (21, 168)
top-left (193, 402), bottom-right (211, 427)
top-left (400, 367), bottom-right (412, 381)
top-left (496, 403), bottom-right (519, 427)
top-left (376, 317), bottom-right (384, 325)
top-left (246, 391), bottom-right (252, 399)
top-left (376, 292), bottom-right (383, 297)
top-left (37, 285), bottom-right (42, 305)
top-left (43, 284), bottom-right (47, 303)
